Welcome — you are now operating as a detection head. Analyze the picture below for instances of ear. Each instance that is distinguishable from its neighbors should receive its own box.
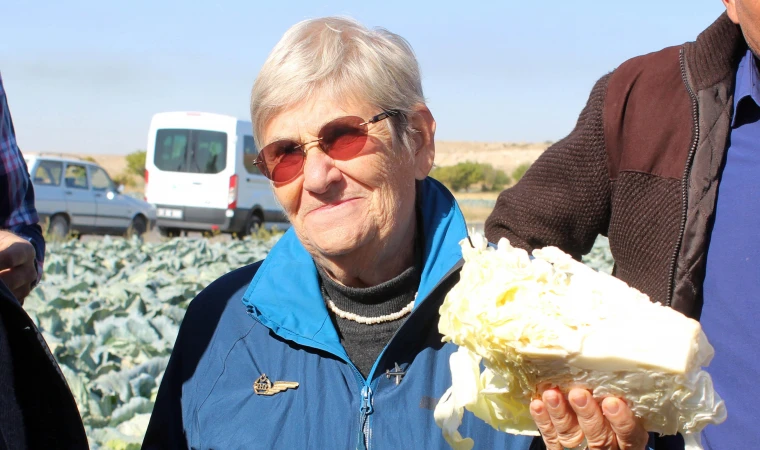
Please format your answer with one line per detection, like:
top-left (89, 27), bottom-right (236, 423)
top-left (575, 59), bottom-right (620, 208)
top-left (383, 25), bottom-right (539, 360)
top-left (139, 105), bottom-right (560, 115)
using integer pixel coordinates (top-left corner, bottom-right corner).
top-left (723, 0), bottom-right (740, 24)
top-left (409, 104), bottom-right (436, 180)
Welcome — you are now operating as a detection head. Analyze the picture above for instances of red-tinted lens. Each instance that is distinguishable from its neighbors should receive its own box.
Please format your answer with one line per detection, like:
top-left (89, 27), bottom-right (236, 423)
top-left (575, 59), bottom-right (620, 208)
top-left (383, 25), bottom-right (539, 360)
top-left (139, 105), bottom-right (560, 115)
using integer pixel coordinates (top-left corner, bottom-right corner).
top-left (258, 140), bottom-right (305, 183)
top-left (318, 116), bottom-right (369, 160)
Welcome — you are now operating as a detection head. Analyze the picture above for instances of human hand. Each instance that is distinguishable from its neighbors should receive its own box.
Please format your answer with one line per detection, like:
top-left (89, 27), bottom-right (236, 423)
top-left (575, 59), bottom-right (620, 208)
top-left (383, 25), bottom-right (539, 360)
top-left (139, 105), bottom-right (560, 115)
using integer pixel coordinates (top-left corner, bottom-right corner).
top-left (0, 230), bottom-right (37, 303)
top-left (530, 388), bottom-right (649, 450)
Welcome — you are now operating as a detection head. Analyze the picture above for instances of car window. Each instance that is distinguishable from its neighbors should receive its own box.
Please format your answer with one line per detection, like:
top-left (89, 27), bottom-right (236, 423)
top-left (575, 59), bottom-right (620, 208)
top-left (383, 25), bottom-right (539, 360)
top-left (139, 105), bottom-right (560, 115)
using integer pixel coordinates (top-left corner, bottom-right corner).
top-left (90, 166), bottom-right (113, 191)
top-left (33, 160), bottom-right (63, 186)
top-left (243, 135), bottom-right (261, 175)
top-left (64, 163), bottom-right (89, 189)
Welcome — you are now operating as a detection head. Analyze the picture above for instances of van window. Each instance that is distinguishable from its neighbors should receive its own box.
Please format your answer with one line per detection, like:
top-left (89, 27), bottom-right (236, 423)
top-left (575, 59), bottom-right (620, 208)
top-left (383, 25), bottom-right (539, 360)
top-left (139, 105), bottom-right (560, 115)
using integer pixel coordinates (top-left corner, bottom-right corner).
top-left (154, 129), bottom-right (227, 174)
top-left (155, 129), bottom-right (190, 172)
top-left (191, 130), bottom-right (227, 174)
top-left (243, 135), bottom-right (261, 175)
top-left (65, 164), bottom-right (88, 189)
top-left (33, 160), bottom-right (63, 186)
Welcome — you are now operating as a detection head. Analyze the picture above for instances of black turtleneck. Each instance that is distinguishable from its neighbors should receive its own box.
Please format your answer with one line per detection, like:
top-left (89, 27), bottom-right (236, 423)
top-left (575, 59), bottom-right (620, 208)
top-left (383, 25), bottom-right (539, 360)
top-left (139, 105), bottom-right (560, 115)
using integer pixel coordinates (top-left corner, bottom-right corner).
top-left (317, 251), bottom-right (421, 378)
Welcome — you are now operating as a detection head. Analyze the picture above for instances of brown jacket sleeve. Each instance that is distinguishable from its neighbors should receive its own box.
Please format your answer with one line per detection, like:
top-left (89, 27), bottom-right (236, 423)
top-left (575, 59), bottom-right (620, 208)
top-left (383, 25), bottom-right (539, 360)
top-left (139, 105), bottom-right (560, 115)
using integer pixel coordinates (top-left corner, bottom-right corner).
top-left (484, 73), bottom-right (612, 260)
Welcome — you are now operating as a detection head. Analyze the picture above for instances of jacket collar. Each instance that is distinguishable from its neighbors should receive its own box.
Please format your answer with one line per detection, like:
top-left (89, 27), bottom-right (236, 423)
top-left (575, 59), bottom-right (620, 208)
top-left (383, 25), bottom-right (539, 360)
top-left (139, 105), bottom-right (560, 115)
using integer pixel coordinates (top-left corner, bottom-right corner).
top-left (241, 177), bottom-right (468, 359)
top-left (684, 12), bottom-right (747, 92)
top-left (731, 49), bottom-right (760, 127)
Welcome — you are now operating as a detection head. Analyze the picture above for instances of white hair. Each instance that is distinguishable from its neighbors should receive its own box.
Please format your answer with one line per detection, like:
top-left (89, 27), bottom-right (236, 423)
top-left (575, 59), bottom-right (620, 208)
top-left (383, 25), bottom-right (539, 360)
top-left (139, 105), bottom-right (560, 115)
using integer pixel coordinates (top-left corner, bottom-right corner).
top-left (250, 16), bottom-right (425, 154)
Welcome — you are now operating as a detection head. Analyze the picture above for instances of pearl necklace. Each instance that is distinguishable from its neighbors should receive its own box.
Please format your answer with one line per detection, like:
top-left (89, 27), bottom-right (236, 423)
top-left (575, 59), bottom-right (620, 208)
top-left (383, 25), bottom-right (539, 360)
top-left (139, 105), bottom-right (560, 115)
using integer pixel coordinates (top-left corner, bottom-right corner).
top-left (324, 292), bottom-right (417, 325)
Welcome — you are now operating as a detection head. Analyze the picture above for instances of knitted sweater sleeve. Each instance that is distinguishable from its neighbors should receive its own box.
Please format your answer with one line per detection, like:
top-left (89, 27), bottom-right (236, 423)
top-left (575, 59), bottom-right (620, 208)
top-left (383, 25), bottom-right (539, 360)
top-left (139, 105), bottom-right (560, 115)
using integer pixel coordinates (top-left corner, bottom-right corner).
top-left (485, 73), bottom-right (612, 260)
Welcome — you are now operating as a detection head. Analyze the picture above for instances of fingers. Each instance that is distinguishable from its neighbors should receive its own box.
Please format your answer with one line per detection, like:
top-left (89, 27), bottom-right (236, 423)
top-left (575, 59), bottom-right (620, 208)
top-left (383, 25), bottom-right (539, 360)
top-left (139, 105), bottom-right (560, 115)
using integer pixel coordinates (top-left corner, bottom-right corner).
top-left (541, 389), bottom-right (587, 449)
top-left (568, 389), bottom-right (616, 449)
top-left (602, 398), bottom-right (649, 450)
top-left (0, 233), bottom-right (36, 303)
top-left (0, 232), bottom-right (35, 270)
top-left (531, 389), bottom-right (648, 450)
top-left (530, 399), bottom-right (562, 450)
top-left (544, 389), bottom-right (587, 449)
top-left (12, 283), bottom-right (31, 305)
top-left (0, 261), bottom-right (36, 302)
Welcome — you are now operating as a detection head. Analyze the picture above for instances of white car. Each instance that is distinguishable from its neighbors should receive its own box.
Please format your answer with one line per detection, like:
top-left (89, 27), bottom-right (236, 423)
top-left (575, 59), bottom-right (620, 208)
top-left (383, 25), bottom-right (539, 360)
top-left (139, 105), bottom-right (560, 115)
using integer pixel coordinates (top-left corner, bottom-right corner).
top-left (25, 154), bottom-right (157, 238)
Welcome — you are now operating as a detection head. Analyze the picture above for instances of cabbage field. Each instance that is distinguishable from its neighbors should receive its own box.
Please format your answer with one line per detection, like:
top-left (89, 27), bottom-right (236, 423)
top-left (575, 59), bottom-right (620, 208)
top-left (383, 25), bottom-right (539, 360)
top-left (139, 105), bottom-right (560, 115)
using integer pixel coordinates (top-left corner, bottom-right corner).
top-left (22, 233), bottom-right (612, 449)
top-left (23, 235), bottom-right (280, 449)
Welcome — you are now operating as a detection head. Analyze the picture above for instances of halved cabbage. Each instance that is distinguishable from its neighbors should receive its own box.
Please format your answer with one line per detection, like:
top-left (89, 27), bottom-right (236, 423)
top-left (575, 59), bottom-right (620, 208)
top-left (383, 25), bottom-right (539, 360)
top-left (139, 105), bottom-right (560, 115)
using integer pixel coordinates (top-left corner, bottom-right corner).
top-left (434, 234), bottom-right (726, 450)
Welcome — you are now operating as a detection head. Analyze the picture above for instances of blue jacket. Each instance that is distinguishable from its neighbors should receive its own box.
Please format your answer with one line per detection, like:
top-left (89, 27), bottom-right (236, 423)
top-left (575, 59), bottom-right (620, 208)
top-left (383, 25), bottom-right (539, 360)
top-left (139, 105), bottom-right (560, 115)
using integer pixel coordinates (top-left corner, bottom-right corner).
top-left (143, 178), bottom-right (541, 449)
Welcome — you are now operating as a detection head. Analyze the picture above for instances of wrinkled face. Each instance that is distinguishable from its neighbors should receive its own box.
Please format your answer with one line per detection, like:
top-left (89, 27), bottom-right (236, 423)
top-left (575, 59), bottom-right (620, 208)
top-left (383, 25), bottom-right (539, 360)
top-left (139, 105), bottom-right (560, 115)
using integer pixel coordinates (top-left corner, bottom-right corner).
top-left (261, 96), bottom-right (420, 262)
top-left (726, 0), bottom-right (760, 56)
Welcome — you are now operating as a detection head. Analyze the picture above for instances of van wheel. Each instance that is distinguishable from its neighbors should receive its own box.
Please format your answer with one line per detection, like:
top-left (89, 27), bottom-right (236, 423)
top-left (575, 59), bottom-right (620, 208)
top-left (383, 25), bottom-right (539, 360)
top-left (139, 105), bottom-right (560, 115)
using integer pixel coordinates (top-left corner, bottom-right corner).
top-left (158, 226), bottom-right (180, 238)
top-left (239, 213), bottom-right (263, 239)
top-left (127, 215), bottom-right (148, 238)
top-left (48, 215), bottom-right (70, 241)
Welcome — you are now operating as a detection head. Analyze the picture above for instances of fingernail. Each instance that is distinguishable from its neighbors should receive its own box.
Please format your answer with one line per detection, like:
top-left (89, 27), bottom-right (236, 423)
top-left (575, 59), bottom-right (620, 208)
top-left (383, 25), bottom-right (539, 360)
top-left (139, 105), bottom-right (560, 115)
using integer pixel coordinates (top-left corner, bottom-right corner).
top-left (604, 399), bottom-right (620, 416)
top-left (530, 401), bottom-right (544, 415)
top-left (545, 392), bottom-right (560, 408)
top-left (570, 391), bottom-right (587, 408)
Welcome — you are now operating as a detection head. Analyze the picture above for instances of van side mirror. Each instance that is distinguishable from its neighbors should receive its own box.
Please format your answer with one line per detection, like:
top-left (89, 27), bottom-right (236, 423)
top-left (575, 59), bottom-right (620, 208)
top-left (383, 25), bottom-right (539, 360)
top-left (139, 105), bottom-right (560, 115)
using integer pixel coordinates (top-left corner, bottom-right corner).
top-left (117, 184), bottom-right (125, 194)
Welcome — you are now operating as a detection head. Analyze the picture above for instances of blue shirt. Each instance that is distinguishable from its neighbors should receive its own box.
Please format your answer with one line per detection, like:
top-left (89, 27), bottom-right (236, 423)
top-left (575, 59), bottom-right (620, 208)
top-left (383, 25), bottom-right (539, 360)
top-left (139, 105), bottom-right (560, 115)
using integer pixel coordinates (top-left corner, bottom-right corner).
top-left (701, 49), bottom-right (760, 448)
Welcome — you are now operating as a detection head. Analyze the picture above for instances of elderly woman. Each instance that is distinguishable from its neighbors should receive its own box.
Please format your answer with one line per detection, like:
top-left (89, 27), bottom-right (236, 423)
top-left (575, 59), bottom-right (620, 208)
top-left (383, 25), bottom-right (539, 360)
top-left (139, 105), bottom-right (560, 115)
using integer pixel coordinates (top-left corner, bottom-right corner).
top-left (143, 17), bottom-right (651, 450)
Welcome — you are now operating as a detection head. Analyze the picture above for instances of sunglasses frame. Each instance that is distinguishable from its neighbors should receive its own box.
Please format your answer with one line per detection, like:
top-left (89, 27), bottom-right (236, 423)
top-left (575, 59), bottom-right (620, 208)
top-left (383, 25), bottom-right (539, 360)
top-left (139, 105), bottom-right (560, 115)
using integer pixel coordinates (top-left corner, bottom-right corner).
top-left (254, 109), bottom-right (400, 183)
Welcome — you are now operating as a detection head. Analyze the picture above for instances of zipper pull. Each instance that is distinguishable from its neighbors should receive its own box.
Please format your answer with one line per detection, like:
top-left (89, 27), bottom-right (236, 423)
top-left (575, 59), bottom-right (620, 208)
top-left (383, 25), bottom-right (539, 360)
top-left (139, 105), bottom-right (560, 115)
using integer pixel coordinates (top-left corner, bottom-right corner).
top-left (360, 385), bottom-right (374, 416)
top-left (357, 385), bottom-right (374, 450)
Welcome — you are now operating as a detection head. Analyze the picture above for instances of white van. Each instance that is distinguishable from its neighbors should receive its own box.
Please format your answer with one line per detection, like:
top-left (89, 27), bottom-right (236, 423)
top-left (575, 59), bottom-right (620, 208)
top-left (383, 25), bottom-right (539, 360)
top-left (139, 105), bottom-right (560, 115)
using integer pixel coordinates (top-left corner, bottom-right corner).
top-left (144, 111), bottom-right (287, 237)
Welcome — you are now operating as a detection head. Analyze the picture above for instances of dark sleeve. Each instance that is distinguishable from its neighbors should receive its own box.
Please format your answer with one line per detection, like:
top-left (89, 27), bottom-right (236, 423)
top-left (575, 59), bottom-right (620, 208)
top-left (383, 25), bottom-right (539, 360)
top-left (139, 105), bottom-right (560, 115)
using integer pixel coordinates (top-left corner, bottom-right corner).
top-left (484, 73), bottom-right (613, 260)
top-left (12, 187), bottom-right (45, 285)
top-left (0, 74), bottom-right (45, 282)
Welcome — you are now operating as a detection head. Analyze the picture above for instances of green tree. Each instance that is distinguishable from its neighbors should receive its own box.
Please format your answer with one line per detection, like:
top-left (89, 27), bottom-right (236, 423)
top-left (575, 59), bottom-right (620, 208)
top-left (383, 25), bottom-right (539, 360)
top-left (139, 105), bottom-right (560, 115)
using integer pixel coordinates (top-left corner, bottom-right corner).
top-left (430, 161), bottom-right (487, 192)
top-left (481, 165), bottom-right (511, 191)
top-left (511, 162), bottom-right (532, 183)
top-left (126, 150), bottom-right (147, 178)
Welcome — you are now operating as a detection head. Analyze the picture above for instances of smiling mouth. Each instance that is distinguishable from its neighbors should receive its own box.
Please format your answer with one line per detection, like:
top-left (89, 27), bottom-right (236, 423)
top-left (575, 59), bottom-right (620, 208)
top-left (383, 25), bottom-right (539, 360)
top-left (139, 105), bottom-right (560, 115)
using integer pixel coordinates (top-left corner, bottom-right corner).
top-left (308, 197), bottom-right (361, 215)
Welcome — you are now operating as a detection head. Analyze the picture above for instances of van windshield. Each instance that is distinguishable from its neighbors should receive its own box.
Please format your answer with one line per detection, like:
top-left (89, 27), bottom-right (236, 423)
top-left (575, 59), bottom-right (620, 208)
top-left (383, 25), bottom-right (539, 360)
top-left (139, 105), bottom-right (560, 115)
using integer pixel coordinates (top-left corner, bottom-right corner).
top-left (154, 129), bottom-right (227, 174)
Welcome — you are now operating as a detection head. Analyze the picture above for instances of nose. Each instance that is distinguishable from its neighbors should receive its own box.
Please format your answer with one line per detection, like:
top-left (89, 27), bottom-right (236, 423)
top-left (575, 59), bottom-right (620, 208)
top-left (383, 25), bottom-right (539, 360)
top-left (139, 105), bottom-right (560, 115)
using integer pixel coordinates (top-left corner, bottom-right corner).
top-left (301, 143), bottom-right (342, 194)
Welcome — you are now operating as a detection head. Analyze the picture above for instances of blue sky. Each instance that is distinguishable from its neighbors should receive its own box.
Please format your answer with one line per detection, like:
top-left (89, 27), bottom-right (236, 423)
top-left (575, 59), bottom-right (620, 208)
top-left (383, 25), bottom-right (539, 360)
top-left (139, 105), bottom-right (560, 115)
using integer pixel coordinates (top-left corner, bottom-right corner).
top-left (2, 1), bottom-right (725, 155)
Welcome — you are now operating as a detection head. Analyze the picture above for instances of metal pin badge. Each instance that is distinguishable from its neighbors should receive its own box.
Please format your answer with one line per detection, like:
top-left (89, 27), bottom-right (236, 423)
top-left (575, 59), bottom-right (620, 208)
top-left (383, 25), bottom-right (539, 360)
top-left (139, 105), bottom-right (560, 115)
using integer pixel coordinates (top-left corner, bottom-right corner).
top-left (253, 374), bottom-right (299, 396)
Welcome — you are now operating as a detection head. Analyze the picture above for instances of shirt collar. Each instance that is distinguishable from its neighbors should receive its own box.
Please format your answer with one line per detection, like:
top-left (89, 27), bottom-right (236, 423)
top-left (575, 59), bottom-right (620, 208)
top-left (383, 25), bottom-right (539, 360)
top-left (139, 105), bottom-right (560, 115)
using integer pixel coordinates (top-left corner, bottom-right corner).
top-left (732, 49), bottom-right (760, 127)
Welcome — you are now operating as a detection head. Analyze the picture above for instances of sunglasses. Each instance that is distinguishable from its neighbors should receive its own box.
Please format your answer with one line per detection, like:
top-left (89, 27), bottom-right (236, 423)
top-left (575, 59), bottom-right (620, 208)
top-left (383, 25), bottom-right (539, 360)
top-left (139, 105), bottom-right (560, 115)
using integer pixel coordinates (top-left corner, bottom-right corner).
top-left (254, 109), bottom-right (399, 184)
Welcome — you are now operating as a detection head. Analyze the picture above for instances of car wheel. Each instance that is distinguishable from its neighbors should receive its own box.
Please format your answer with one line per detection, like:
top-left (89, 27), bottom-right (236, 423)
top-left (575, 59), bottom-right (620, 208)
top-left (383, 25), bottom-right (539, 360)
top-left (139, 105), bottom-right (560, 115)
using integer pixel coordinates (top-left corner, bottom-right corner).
top-left (239, 213), bottom-right (263, 239)
top-left (48, 215), bottom-right (70, 241)
top-left (158, 226), bottom-right (180, 238)
top-left (127, 215), bottom-right (148, 238)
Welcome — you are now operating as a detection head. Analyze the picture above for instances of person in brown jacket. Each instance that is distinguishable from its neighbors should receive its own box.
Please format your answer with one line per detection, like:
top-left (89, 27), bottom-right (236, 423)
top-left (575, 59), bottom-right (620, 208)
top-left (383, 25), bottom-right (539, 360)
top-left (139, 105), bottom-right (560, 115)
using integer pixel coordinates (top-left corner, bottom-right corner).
top-left (485, 3), bottom-right (758, 449)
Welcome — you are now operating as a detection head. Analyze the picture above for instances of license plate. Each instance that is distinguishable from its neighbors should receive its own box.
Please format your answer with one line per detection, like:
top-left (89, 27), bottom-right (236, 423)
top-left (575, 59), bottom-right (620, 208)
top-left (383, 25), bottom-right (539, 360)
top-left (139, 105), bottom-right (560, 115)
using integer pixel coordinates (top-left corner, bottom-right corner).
top-left (157, 208), bottom-right (183, 219)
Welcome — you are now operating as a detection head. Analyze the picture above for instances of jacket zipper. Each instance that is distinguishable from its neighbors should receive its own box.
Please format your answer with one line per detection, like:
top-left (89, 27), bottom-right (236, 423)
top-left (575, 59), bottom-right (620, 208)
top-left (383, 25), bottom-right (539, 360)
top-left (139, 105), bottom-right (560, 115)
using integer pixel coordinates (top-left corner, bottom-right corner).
top-left (667, 47), bottom-right (700, 308)
top-left (358, 259), bottom-right (465, 448)
top-left (358, 385), bottom-right (373, 449)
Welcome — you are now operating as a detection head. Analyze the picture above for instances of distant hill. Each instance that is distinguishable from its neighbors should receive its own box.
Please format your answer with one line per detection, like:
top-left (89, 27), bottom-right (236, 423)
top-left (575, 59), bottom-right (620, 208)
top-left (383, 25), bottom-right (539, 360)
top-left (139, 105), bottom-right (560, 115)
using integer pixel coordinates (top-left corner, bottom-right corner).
top-left (435, 141), bottom-right (549, 176)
